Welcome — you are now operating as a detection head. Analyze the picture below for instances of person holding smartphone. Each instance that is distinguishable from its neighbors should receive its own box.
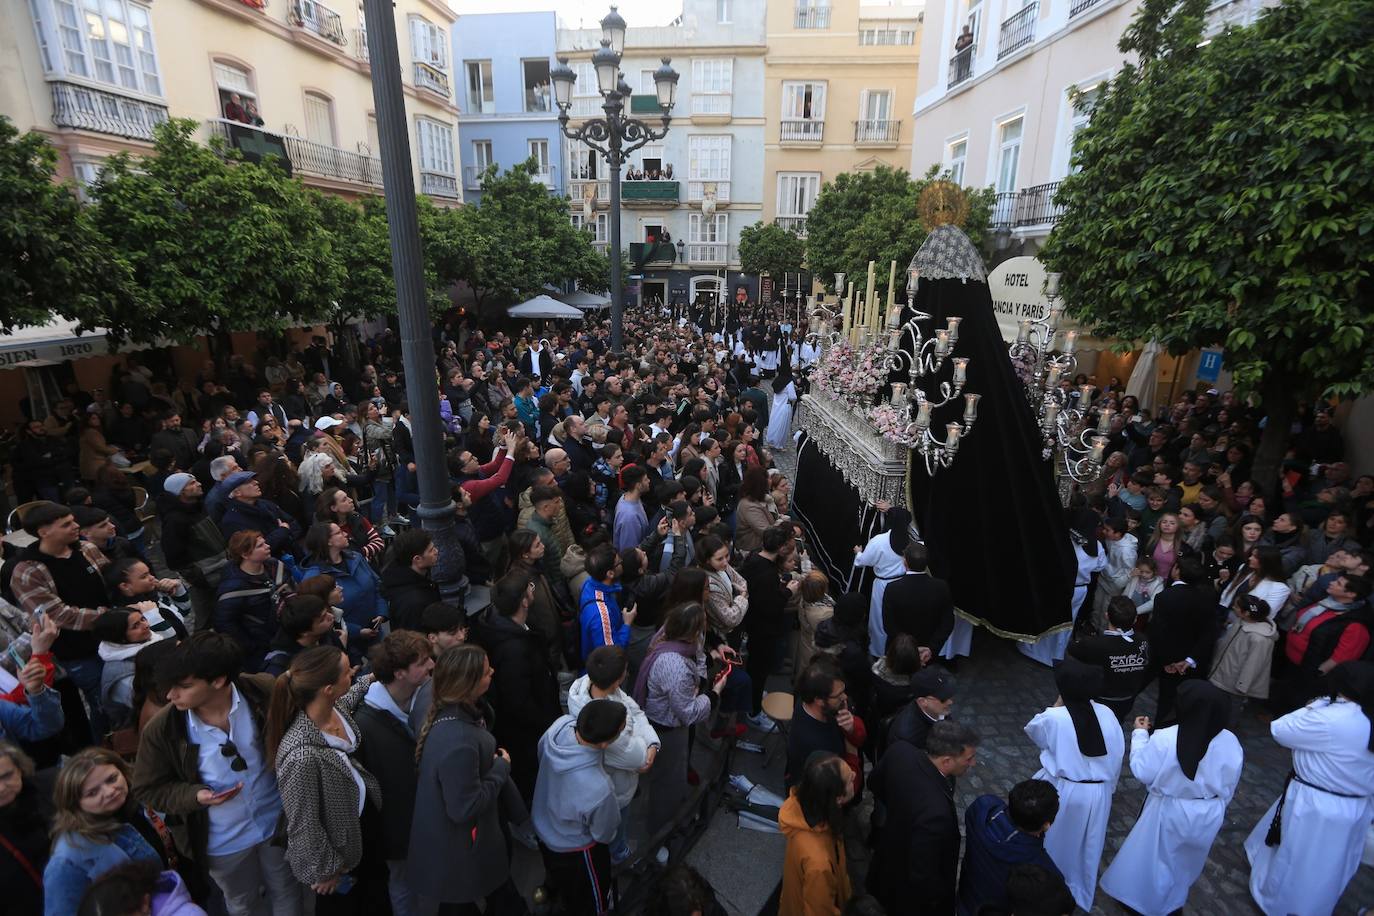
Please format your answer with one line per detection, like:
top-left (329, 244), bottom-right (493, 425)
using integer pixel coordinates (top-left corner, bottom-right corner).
top-left (133, 632), bottom-right (304, 916)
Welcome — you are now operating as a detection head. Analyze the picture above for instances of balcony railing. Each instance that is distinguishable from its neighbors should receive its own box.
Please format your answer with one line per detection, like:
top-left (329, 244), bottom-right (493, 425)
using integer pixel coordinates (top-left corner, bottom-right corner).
top-left (776, 216), bottom-right (808, 237)
top-left (948, 44), bottom-right (975, 87)
top-left (780, 119), bottom-right (824, 143)
top-left (687, 180), bottom-right (730, 203)
top-left (691, 94), bottom-right (731, 116)
top-left (622, 180), bottom-right (679, 205)
top-left (629, 94), bottom-right (661, 115)
top-left (990, 191), bottom-right (1017, 229)
top-left (687, 242), bottom-right (732, 265)
top-left (568, 96), bottom-right (604, 118)
top-left (354, 28), bottom-right (369, 60)
top-left (998, 2), bottom-right (1039, 59)
top-left (420, 170), bottom-right (460, 198)
top-left (855, 119), bottom-right (900, 145)
top-left (1069, 0), bottom-right (1106, 15)
top-left (795, 5), bottom-right (832, 28)
top-left (206, 118), bottom-right (383, 188)
top-left (526, 90), bottom-right (554, 113)
top-left (290, 0), bottom-right (347, 47)
top-left (51, 81), bottom-right (169, 141)
top-left (988, 182), bottom-right (1065, 231)
top-left (414, 61), bottom-right (451, 99)
top-left (569, 176), bottom-right (610, 204)
top-left (463, 165), bottom-right (483, 190)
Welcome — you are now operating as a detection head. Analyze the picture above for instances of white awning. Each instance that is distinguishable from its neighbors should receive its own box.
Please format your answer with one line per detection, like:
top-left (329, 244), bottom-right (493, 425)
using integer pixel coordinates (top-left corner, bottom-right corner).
top-left (0, 320), bottom-right (115, 369)
top-left (507, 296), bottom-right (586, 319)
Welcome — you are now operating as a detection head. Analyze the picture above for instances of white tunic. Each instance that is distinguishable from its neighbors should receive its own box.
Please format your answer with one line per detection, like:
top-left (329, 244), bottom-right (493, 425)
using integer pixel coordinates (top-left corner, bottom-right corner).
top-left (852, 530), bottom-right (906, 656)
top-left (1020, 541), bottom-right (1107, 666)
top-left (765, 382), bottom-right (797, 449)
top-left (1100, 725), bottom-right (1243, 915)
top-left (1025, 702), bottom-right (1125, 912)
top-left (1244, 697), bottom-right (1374, 916)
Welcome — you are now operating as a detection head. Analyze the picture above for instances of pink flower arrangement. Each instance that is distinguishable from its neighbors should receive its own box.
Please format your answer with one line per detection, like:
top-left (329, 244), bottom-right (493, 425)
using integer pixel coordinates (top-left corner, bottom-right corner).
top-left (817, 343), bottom-right (886, 406)
top-left (867, 403), bottom-right (911, 442)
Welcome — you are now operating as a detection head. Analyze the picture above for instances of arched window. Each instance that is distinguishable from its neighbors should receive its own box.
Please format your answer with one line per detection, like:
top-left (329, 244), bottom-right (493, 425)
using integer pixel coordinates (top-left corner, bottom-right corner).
top-left (213, 59), bottom-right (259, 122)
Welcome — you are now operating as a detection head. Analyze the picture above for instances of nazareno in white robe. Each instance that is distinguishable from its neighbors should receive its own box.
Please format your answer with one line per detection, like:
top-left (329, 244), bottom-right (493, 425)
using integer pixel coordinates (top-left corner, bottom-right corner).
top-left (1099, 724), bottom-right (1243, 915)
top-left (1024, 702), bottom-right (1125, 912)
top-left (1244, 696), bottom-right (1374, 916)
top-left (851, 529), bottom-right (905, 657)
top-left (765, 381), bottom-right (797, 450)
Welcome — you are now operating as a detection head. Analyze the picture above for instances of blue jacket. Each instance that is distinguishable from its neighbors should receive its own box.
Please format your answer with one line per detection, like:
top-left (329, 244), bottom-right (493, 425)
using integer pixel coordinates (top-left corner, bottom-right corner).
top-left (214, 558), bottom-right (292, 672)
top-left (219, 497), bottom-right (301, 558)
top-left (956, 794), bottom-right (1062, 916)
top-left (294, 550), bottom-right (388, 637)
top-left (578, 579), bottom-right (628, 665)
top-left (44, 822), bottom-right (162, 916)
top-left (0, 686), bottom-right (63, 743)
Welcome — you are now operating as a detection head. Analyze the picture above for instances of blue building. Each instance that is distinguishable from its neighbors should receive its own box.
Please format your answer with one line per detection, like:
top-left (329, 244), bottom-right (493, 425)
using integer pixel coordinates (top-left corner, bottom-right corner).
top-left (452, 11), bottom-right (564, 204)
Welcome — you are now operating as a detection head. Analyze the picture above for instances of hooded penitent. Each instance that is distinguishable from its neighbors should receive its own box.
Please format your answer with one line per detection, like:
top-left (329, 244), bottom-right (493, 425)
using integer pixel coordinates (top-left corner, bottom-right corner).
top-left (1174, 680), bottom-right (1231, 780)
top-left (1053, 655), bottom-right (1107, 757)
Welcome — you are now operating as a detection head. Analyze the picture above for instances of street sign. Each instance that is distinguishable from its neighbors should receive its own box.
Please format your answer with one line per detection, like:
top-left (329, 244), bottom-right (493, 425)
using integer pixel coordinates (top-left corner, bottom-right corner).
top-left (1197, 350), bottom-right (1223, 383)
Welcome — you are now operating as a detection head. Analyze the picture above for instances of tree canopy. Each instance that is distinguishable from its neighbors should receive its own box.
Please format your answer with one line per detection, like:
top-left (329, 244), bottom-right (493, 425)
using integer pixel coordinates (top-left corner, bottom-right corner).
top-left (805, 164), bottom-right (995, 301)
top-left (1040, 0), bottom-right (1374, 489)
top-left (0, 116), bottom-right (133, 334)
top-left (738, 221), bottom-right (807, 294)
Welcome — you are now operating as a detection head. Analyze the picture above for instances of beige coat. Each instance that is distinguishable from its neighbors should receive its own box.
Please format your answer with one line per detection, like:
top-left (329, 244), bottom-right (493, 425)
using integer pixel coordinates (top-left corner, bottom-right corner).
top-left (734, 497), bottom-right (775, 554)
top-left (80, 427), bottom-right (121, 481)
top-left (1208, 616), bottom-right (1277, 699)
top-left (706, 565), bottom-right (749, 636)
top-left (797, 597), bottom-right (835, 669)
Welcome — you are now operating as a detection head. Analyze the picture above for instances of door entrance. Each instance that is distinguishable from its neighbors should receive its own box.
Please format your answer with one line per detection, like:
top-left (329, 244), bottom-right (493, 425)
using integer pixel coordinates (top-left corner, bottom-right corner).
top-left (641, 280), bottom-right (667, 310)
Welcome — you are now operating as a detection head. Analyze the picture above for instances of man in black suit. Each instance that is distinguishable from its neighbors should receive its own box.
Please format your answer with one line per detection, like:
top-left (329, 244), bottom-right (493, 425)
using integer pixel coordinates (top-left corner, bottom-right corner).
top-left (882, 542), bottom-right (955, 665)
top-left (868, 719), bottom-right (979, 914)
top-left (1146, 555), bottom-right (1217, 726)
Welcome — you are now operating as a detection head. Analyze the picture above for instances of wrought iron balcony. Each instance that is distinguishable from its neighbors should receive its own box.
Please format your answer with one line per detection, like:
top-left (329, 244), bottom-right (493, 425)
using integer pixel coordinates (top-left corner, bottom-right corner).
top-left (776, 216), bottom-right (808, 237)
top-left (794, 4), bottom-right (832, 28)
top-left (998, 2), bottom-right (1039, 59)
top-left (413, 61), bottom-right (451, 99)
top-left (354, 28), bottom-right (369, 61)
top-left (855, 119), bottom-right (900, 145)
top-left (289, 0), bottom-right (347, 48)
top-left (989, 182), bottom-right (1065, 231)
top-left (205, 119), bottom-right (382, 188)
top-left (51, 81), bottom-right (168, 142)
top-left (948, 45), bottom-right (975, 88)
top-left (687, 180), bottom-right (730, 204)
top-left (420, 170), bottom-right (460, 198)
top-left (1069, 0), bottom-right (1105, 15)
top-left (780, 119), bottom-right (824, 144)
top-left (569, 176), bottom-right (610, 205)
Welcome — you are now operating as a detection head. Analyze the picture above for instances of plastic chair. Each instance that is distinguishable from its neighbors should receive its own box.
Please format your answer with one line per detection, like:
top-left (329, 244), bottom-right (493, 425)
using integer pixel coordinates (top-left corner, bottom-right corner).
top-left (761, 691), bottom-right (795, 768)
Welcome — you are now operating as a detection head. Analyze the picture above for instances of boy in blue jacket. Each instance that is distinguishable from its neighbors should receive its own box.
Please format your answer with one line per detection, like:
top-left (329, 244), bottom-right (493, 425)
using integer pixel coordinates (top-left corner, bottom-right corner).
top-left (578, 545), bottom-right (635, 667)
top-left (957, 779), bottom-right (1063, 916)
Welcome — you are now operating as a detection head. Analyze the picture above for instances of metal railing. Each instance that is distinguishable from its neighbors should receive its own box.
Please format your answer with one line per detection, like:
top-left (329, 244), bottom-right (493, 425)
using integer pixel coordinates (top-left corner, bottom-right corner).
top-left (998, 2), bottom-right (1039, 59)
top-left (687, 180), bottom-right (730, 203)
top-left (855, 119), bottom-right (900, 144)
top-left (463, 165), bottom-right (483, 189)
top-left (413, 61), bottom-right (451, 98)
top-left (290, 0), bottom-right (347, 47)
top-left (205, 118), bottom-right (383, 188)
top-left (776, 216), bottom-right (808, 237)
top-left (569, 176), bottom-right (610, 203)
top-left (420, 170), bottom-right (460, 198)
top-left (795, 4), bottom-right (832, 28)
top-left (567, 96), bottom-right (604, 118)
top-left (990, 191), bottom-right (1018, 229)
top-left (354, 28), bottom-right (369, 60)
top-left (948, 45), bottom-right (975, 88)
top-left (988, 182), bottom-right (1066, 230)
top-left (687, 242), bottom-right (731, 264)
top-left (51, 81), bottom-right (169, 141)
top-left (691, 93), bottom-right (731, 116)
top-left (780, 119), bottom-right (824, 143)
top-left (1069, 0), bottom-right (1105, 15)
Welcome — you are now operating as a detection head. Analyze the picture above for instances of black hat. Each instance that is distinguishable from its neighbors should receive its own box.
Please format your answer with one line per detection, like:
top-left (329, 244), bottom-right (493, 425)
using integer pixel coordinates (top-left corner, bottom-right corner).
top-left (911, 667), bottom-right (955, 701)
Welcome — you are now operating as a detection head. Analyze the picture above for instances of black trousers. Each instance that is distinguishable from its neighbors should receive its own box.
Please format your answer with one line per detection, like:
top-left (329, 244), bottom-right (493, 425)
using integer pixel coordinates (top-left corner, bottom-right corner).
top-left (541, 844), bottom-right (615, 916)
top-left (315, 801), bottom-right (391, 916)
top-left (1154, 668), bottom-right (1201, 727)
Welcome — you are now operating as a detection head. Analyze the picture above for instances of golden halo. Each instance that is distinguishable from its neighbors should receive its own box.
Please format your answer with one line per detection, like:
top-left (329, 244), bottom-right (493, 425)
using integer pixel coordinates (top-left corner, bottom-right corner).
top-left (917, 180), bottom-right (969, 231)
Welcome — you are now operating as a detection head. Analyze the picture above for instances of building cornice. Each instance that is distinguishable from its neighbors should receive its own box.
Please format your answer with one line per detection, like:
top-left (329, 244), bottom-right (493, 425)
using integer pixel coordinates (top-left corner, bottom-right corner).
top-left (415, 0), bottom-right (458, 24)
top-left (558, 45), bottom-right (767, 60)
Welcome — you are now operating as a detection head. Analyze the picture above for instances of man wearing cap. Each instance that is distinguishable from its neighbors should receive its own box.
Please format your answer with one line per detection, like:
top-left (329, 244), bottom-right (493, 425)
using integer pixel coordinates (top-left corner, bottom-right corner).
top-left (881, 667), bottom-right (956, 759)
top-left (157, 473), bottom-right (228, 630)
top-left (217, 472), bottom-right (300, 558)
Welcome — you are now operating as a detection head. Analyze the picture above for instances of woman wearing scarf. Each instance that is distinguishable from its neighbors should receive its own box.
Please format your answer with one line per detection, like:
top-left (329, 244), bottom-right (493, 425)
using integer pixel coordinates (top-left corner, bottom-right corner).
top-left (1099, 681), bottom-right (1243, 914)
top-left (851, 505), bottom-right (913, 657)
top-left (1023, 655), bottom-right (1124, 911)
top-left (1245, 660), bottom-right (1374, 916)
top-left (1021, 510), bottom-right (1108, 666)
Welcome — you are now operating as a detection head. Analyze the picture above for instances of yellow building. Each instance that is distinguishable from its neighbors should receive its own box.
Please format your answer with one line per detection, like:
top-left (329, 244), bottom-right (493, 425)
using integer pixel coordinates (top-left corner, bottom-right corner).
top-left (0, 0), bottom-right (462, 202)
top-left (762, 0), bottom-right (922, 236)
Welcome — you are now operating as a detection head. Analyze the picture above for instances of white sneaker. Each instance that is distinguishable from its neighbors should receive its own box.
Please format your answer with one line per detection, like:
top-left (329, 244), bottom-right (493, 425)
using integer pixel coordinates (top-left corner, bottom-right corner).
top-left (745, 711), bottom-right (775, 732)
top-left (728, 773), bottom-right (756, 794)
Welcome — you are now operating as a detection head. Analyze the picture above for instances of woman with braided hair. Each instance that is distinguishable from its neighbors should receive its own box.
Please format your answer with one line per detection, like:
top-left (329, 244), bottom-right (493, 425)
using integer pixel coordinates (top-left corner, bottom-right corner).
top-left (407, 644), bottom-right (531, 914)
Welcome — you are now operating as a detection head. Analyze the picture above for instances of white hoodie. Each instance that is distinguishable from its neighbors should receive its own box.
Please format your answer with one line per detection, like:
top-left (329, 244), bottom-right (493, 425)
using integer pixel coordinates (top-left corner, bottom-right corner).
top-left (566, 674), bottom-right (660, 808)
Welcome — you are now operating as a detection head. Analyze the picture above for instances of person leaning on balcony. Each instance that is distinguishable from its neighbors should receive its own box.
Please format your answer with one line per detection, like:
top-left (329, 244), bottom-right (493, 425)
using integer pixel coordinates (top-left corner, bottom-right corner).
top-left (243, 98), bottom-right (265, 127)
top-left (224, 92), bottom-right (249, 124)
top-left (955, 25), bottom-right (974, 52)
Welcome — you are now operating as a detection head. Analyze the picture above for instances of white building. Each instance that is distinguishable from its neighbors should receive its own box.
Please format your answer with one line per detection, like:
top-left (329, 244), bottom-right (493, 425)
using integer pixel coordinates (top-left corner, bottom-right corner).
top-left (557, 0), bottom-right (767, 306)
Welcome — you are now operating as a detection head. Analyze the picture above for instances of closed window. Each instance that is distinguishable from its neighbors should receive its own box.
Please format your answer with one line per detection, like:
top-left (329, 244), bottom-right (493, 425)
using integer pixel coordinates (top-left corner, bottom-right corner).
top-left (1067, 83), bottom-right (1102, 171)
top-left (527, 138), bottom-right (549, 174)
top-left (465, 60), bottom-right (493, 114)
top-left (996, 116), bottom-right (1023, 193)
top-left (417, 118), bottom-right (455, 175)
top-left (303, 92), bottom-right (334, 146)
top-left (691, 59), bottom-right (732, 115)
top-left (690, 212), bottom-right (728, 243)
top-left (947, 137), bottom-right (968, 185)
top-left (571, 212), bottom-right (609, 243)
top-left (41, 0), bottom-right (161, 95)
top-left (688, 136), bottom-right (731, 181)
top-left (472, 139), bottom-right (494, 171)
top-left (717, 0), bottom-right (731, 23)
top-left (776, 172), bottom-right (820, 217)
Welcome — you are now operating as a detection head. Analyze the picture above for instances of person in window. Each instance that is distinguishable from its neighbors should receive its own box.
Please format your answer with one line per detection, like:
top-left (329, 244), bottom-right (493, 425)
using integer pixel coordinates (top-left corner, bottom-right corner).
top-left (243, 98), bottom-right (265, 127)
top-left (954, 25), bottom-right (974, 52)
top-left (224, 93), bottom-right (249, 124)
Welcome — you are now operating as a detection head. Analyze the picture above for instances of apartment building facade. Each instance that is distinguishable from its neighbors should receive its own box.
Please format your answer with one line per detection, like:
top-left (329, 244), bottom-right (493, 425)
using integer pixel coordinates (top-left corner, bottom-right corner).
top-left (1, 0), bottom-right (462, 202)
top-left (453, 11), bottom-right (564, 203)
top-left (556, 0), bottom-right (767, 307)
top-left (763, 0), bottom-right (922, 238)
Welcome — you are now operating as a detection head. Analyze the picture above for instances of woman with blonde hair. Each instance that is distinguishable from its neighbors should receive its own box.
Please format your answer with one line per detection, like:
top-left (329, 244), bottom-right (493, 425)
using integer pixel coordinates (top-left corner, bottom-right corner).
top-left (407, 644), bottom-right (529, 913)
top-left (42, 747), bottom-right (174, 916)
top-left (265, 645), bottom-right (385, 913)
top-left (1146, 512), bottom-right (1183, 582)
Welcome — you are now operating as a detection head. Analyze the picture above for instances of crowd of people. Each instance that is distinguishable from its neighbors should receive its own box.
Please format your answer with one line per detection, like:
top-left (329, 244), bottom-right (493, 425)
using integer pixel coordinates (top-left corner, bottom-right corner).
top-left (0, 304), bottom-right (1370, 916)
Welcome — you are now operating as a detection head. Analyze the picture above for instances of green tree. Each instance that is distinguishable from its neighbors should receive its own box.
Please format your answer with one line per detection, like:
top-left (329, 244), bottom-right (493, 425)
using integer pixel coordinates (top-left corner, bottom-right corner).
top-left (1040, 0), bottom-right (1374, 491)
top-left (738, 221), bottom-right (807, 295)
top-left (0, 116), bottom-right (133, 332)
top-left (87, 119), bottom-right (343, 345)
top-left (805, 164), bottom-right (995, 301)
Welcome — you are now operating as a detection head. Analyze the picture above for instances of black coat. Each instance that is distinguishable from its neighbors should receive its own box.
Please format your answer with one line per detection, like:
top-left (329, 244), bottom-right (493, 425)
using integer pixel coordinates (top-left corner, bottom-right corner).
top-left (380, 564), bottom-right (441, 632)
top-left (784, 700), bottom-right (846, 789)
top-left (1147, 582), bottom-right (1217, 670)
top-left (471, 611), bottom-right (561, 800)
top-left (354, 699), bottom-right (419, 859)
top-left (881, 572), bottom-right (955, 653)
top-left (867, 743), bottom-right (960, 914)
top-left (740, 552), bottom-right (790, 639)
top-left (716, 460), bottom-right (745, 514)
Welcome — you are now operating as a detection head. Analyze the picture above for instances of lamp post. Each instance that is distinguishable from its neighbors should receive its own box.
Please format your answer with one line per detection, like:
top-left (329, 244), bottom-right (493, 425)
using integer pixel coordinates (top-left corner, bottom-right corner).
top-left (550, 6), bottom-right (679, 353)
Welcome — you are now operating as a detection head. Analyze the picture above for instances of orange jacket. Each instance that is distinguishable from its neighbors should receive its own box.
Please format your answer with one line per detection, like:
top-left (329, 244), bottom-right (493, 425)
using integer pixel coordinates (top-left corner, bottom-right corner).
top-left (778, 791), bottom-right (852, 916)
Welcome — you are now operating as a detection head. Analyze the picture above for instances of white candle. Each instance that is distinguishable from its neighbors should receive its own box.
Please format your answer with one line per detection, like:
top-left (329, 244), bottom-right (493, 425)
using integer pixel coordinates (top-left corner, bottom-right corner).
top-left (915, 400), bottom-right (932, 429)
top-left (1049, 303), bottom-right (1064, 328)
top-left (1080, 384), bottom-right (1094, 405)
top-left (887, 305), bottom-right (903, 330)
top-left (1063, 330), bottom-right (1078, 354)
top-left (1090, 436), bottom-right (1107, 464)
top-left (1017, 320), bottom-right (1031, 344)
top-left (936, 330), bottom-right (950, 356)
top-left (1096, 407), bottom-right (1115, 435)
top-left (952, 357), bottom-right (968, 385)
top-left (1044, 272), bottom-right (1061, 298)
top-left (946, 316), bottom-right (962, 345)
top-left (963, 392), bottom-right (980, 423)
top-left (1044, 402), bottom-right (1060, 428)
top-left (1046, 365), bottom-right (1062, 388)
top-left (809, 315), bottom-right (821, 334)
top-left (945, 423), bottom-right (962, 449)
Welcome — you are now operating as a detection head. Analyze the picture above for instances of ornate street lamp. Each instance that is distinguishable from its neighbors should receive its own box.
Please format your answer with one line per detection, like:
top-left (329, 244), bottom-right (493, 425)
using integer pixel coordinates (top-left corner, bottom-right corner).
top-left (551, 6), bottom-right (678, 353)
